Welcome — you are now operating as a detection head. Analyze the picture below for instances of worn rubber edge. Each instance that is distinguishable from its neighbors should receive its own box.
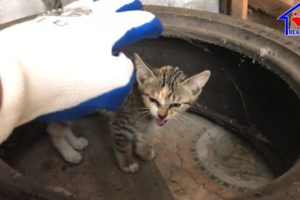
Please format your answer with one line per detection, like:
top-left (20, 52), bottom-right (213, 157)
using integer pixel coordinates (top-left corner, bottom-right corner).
top-left (144, 5), bottom-right (300, 200)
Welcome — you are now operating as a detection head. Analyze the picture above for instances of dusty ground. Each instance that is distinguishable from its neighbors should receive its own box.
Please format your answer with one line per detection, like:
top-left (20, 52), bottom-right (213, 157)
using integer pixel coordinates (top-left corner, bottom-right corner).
top-left (147, 113), bottom-right (274, 200)
top-left (6, 115), bottom-right (173, 200)
top-left (5, 111), bottom-right (274, 200)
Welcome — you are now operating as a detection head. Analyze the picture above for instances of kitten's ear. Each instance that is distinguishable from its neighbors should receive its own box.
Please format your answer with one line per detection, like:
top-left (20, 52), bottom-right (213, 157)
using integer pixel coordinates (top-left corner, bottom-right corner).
top-left (182, 70), bottom-right (211, 96)
top-left (134, 53), bottom-right (156, 86)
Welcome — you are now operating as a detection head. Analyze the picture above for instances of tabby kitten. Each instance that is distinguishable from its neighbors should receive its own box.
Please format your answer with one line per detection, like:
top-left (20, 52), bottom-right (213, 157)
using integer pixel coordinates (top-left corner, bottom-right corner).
top-left (47, 53), bottom-right (210, 173)
top-left (111, 54), bottom-right (210, 173)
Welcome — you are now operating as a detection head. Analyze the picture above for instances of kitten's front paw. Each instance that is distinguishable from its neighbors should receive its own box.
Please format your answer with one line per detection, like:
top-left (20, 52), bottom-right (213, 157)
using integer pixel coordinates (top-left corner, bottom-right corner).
top-left (135, 145), bottom-right (156, 161)
top-left (147, 149), bottom-right (156, 160)
top-left (121, 162), bottom-right (139, 173)
top-left (71, 137), bottom-right (88, 150)
top-left (64, 151), bottom-right (82, 164)
top-left (139, 149), bottom-right (156, 161)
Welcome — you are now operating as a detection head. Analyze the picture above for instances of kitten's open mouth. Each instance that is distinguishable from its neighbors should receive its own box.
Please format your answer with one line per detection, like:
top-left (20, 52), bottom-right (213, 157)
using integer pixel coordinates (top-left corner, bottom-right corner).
top-left (155, 119), bottom-right (168, 126)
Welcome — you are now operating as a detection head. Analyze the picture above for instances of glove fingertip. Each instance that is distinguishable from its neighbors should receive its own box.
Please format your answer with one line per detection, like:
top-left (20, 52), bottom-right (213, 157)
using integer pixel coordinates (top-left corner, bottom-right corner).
top-left (112, 16), bottom-right (163, 54)
top-left (116, 0), bottom-right (143, 12)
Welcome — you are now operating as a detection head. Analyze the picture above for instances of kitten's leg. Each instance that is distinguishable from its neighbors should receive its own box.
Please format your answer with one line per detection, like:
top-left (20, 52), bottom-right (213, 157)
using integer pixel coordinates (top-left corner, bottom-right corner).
top-left (111, 123), bottom-right (139, 173)
top-left (63, 122), bottom-right (88, 150)
top-left (134, 133), bottom-right (155, 161)
top-left (114, 141), bottom-right (139, 173)
top-left (47, 123), bottom-right (82, 164)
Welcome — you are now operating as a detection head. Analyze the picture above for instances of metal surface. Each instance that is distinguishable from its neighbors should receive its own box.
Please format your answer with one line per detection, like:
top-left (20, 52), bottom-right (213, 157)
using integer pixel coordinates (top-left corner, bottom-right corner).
top-left (141, 0), bottom-right (219, 13)
top-left (0, 0), bottom-right (45, 24)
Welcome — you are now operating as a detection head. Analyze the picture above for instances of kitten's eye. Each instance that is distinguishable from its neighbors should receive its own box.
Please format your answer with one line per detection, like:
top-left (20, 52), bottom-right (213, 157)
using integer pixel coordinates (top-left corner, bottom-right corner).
top-left (149, 97), bottom-right (160, 106)
top-left (169, 103), bottom-right (181, 108)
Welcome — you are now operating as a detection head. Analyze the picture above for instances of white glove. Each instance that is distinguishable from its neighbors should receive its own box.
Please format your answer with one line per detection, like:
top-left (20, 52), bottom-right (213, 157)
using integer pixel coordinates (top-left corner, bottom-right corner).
top-left (0, 0), bottom-right (162, 143)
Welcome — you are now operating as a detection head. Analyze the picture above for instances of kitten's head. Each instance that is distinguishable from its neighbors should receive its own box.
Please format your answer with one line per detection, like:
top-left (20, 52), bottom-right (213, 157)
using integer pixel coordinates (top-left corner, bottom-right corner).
top-left (133, 53), bottom-right (210, 126)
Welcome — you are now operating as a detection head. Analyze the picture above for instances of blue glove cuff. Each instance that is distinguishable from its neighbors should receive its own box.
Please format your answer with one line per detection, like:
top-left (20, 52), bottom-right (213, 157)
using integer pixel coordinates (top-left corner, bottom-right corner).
top-left (38, 72), bottom-right (136, 122)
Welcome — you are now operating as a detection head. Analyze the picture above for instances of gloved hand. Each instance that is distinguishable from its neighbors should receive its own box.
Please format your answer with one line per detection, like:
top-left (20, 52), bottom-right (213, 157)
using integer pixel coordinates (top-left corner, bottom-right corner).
top-left (0, 0), bottom-right (162, 143)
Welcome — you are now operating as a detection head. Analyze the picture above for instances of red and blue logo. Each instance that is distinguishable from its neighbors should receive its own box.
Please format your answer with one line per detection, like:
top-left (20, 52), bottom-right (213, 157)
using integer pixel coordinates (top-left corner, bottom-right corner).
top-left (278, 3), bottom-right (300, 36)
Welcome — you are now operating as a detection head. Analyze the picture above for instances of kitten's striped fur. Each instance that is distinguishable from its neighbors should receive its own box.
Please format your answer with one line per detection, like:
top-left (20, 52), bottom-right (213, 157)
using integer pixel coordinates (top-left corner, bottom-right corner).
top-left (48, 54), bottom-right (210, 173)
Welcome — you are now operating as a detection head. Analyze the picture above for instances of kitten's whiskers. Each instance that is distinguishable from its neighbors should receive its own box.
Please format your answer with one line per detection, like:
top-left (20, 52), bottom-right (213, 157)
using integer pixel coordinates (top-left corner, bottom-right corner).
top-left (136, 110), bottom-right (151, 122)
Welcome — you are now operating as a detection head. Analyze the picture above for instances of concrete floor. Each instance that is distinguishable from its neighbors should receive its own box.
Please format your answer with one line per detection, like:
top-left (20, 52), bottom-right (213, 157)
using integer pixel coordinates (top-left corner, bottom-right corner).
top-left (7, 115), bottom-right (173, 200)
top-left (146, 112), bottom-right (274, 200)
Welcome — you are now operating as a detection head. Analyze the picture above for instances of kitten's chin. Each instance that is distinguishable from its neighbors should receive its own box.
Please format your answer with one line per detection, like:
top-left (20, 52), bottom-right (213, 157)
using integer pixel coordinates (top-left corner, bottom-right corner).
top-left (155, 119), bottom-right (168, 126)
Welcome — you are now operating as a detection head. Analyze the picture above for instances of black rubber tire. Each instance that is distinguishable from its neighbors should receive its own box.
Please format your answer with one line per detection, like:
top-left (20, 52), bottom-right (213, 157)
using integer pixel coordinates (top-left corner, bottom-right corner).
top-left (144, 5), bottom-right (300, 200)
top-left (1, 5), bottom-right (300, 200)
top-left (146, 6), bottom-right (300, 96)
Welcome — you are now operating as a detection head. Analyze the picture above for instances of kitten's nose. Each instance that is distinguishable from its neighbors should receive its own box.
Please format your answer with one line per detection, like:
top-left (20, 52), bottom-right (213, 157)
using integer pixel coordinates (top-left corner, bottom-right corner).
top-left (158, 114), bottom-right (166, 119)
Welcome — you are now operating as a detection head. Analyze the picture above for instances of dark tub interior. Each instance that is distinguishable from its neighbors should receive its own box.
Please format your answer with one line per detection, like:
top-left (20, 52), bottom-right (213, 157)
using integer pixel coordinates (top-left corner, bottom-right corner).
top-left (1, 37), bottom-right (300, 198)
top-left (125, 37), bottom-right (300, 175)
